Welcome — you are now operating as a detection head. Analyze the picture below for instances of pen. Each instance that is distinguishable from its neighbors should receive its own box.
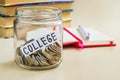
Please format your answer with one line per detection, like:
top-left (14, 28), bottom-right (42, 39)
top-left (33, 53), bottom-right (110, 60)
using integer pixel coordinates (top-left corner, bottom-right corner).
top-left (78, 25), bottom-right (90, 40)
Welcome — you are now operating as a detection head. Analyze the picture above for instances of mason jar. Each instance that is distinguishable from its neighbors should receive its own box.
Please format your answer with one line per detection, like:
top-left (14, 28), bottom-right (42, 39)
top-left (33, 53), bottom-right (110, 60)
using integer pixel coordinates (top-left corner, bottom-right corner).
top-left (14, 6), bottom-right (63, 70)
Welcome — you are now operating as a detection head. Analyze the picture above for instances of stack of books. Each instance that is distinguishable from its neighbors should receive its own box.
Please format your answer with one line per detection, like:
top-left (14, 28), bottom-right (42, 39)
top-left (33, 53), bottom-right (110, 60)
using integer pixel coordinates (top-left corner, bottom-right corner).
top-left (0, 0), bottom-right (74, 38)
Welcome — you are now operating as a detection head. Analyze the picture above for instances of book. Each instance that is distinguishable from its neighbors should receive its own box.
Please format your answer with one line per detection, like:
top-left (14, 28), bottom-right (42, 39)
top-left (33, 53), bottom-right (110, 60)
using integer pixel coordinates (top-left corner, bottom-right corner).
top-left (0, 1), bottom-right (73, 16)
top-left (63, 20), bottom-right (72, 27)
top-left (0, 27), bottom-right (13, 38)
top-left (63, 27), bottom-right (116, 48)
top-left (0, 9), bottom-right (73, 17)
top-left (0, 11), bottom-right (72, 28)
top-left (0, 16), bottom-right (15, 28)
top-left (0, 0), bottom-right (74, 6)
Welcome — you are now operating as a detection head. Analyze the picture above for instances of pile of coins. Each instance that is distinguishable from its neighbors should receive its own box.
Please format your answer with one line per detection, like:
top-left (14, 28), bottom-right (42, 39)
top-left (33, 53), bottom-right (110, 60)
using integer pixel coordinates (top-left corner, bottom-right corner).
top-left (15, 42), bottom-right (62, 67)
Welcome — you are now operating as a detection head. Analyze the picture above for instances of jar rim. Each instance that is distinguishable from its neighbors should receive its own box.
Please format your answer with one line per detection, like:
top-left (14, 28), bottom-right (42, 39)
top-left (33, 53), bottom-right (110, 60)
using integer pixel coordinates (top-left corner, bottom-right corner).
top-left (15, 6), bottom-right (62, 18)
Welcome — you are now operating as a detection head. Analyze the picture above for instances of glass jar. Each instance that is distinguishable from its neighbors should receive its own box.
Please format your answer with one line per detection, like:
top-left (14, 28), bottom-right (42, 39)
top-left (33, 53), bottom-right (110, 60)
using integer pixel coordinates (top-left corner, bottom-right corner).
top-left (14, 6), bottom-right (63, 70)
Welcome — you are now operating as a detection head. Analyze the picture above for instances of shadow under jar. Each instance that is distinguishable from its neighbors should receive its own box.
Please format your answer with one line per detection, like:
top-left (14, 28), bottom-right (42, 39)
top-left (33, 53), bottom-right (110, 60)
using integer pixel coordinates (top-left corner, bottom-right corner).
top-left (14, 6), bottom-right (63, 70)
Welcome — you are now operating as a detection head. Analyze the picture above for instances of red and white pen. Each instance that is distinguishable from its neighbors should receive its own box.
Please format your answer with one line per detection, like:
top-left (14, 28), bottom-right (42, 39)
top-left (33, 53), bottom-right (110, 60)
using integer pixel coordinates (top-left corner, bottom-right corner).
top-left (78, 25), bottom-right (90, 40)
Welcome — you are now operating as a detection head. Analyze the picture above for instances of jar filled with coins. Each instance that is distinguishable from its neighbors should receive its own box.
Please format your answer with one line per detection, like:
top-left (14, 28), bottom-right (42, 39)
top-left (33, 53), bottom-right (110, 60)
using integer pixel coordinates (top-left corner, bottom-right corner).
top-left (14, 6), bottom-right (63, 70)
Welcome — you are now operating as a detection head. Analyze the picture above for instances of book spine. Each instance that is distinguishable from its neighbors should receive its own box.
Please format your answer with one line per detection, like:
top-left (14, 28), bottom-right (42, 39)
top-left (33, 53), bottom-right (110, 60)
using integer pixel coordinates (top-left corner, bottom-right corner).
top-left (0, 9), bottom-right (73, 17)
top-left (1, 0), bottom-right (74, 7)
top-left (84, 43), bottom-right (116, 48)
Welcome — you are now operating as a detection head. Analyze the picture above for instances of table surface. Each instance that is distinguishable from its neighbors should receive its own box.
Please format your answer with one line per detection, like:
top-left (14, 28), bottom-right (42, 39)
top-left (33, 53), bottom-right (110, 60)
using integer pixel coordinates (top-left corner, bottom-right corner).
top-left (1, 0), bottom-right (120, 80)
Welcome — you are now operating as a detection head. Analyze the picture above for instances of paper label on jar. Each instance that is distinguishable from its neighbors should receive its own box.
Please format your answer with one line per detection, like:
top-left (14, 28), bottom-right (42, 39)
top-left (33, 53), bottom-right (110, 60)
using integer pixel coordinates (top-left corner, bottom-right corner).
top-left (20, 31), bottom-right (59, 57)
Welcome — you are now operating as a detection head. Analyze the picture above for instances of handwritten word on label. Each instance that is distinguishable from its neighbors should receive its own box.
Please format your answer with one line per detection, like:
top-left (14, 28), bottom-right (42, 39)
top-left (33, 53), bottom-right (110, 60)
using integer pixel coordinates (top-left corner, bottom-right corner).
top-left (20, 31), bottom-right (59, 57)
